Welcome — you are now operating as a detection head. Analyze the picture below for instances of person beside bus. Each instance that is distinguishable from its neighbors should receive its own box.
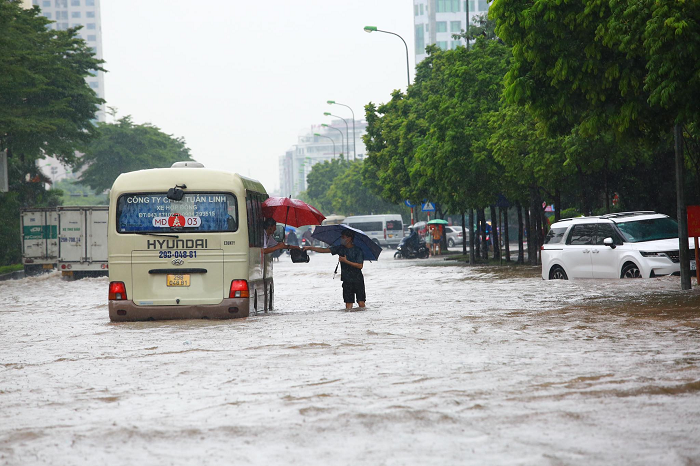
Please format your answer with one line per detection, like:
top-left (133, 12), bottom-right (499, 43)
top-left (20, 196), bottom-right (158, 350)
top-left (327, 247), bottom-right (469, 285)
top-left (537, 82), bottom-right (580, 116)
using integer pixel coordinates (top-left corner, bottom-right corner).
top-left (303, 229), bottom-right (366, 310)
top-left (262, 218), bottom-right (297, 254)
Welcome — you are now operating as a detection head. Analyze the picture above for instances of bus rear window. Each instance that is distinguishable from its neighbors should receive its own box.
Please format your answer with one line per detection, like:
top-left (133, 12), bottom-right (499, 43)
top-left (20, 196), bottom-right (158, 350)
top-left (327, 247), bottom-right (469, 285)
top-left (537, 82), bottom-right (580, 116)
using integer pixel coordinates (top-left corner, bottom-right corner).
top-left (386, 220), bottom-right (403, 230)
top-left (116, 193), bottom-right (238, 233)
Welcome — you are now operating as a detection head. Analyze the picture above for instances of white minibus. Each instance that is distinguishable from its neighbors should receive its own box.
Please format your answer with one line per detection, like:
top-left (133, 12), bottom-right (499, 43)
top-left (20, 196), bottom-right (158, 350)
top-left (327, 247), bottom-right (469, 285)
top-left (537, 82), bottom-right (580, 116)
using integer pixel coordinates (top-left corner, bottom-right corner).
top-left (107, 162), bottom-right (272, 321)
top-left (343, 214), bottom-right (404, 247)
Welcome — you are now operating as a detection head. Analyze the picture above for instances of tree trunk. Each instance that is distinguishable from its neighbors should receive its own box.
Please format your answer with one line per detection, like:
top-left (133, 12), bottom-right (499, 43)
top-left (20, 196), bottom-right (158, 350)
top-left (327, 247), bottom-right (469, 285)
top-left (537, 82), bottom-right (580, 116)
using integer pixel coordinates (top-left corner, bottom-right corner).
top-left (554, 188), bottom-right (561, 222)
top-left (503, 207), bottom-right (510, 262)
top-left (490, 205), bottom-right (500, 260)
top-left (516, 202), bottom-right (524, 264)
top-left (469, 209), bottom-right (475, 265)
top-left (522, 203), bottom-right (529, 265)
top-left (529, 188), bottom-right (539, 266)
top-left (461, 211), bottom-right (467, 256)
top-left (675, 123), bottom-right (691, 289)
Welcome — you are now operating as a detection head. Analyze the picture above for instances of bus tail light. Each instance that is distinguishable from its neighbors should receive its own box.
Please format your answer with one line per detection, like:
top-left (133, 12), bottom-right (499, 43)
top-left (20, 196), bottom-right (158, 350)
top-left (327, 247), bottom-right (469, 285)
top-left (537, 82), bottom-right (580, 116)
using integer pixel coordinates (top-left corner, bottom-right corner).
top-left (229, 280), bottom-right (249, 298)
top-left (109, 281), bottom-right (127, 300)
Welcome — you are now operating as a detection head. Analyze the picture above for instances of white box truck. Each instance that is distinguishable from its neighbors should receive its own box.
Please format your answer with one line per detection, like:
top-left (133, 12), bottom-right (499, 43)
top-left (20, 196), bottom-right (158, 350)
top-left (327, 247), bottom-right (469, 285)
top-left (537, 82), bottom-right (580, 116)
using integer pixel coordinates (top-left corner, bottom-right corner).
top-left (57, 206), bottom-right (109, 278)
top-left (20, 208), bottom-right (59, 275)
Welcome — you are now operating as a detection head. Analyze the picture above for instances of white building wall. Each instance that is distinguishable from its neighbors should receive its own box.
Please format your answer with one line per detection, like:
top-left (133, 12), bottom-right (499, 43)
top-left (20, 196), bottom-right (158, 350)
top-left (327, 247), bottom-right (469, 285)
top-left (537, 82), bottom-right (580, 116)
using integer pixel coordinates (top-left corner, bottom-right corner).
top-left (413, 0), bottom-right (491, 64)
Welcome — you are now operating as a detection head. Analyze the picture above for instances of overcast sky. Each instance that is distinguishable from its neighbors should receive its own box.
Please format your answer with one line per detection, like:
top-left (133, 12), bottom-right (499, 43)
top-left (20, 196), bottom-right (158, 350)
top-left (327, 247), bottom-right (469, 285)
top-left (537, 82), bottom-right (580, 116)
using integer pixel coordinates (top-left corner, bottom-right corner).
top-left (100, 0), bottom-right (415, 192)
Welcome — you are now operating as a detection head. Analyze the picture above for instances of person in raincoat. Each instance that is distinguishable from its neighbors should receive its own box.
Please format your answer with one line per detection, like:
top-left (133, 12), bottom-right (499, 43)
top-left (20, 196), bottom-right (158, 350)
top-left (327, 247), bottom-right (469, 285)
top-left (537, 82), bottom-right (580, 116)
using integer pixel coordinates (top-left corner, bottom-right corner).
top-left (303, 229), bottom-right (366, 309)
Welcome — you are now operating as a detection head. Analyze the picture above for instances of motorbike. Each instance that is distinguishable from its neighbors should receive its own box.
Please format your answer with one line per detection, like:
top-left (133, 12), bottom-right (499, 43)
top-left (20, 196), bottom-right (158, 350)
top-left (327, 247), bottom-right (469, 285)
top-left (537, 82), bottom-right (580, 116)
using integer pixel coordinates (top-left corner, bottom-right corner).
top-left (394, 233), bottom-right (429, 259)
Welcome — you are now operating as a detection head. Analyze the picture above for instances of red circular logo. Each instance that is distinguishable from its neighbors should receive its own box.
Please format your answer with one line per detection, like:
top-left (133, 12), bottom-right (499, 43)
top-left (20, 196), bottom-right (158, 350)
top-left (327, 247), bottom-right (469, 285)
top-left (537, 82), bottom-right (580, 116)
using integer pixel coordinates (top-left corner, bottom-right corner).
top-left (168, 214), bottom-right (185, 227)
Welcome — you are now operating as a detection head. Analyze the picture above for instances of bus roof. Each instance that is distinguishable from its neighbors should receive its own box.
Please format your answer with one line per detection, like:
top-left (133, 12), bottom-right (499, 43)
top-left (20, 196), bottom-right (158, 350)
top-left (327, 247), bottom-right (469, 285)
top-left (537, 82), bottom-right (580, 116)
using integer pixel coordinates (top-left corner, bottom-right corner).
top-left (110, 168), bottom-right (267, 196)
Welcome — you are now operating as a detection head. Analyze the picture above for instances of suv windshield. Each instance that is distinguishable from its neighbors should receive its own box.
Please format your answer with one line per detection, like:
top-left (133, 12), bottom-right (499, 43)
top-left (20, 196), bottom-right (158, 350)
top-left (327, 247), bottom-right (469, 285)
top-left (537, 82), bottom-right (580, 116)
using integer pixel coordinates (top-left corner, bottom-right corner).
top-left (615, 217), bottom-right (678, 243)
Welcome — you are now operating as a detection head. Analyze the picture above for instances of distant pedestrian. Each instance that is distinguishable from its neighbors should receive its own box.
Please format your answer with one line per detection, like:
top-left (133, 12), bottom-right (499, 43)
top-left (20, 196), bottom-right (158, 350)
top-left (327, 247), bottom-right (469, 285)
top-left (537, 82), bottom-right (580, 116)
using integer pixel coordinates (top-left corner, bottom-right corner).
top-left (426, 226), bottom-right (433, 256)
top-left (433, 225), bottom-right (443, 255)
top-left (303, 229), bottom-right (366, 309)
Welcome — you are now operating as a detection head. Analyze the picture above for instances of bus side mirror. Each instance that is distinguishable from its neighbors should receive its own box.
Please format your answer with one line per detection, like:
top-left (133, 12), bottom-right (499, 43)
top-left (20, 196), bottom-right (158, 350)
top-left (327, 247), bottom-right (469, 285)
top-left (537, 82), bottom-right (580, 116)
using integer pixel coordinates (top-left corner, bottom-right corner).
top-left (273, 225), bottom-right (284, 242)
top-left (603, 237), bottom-right (616, 249)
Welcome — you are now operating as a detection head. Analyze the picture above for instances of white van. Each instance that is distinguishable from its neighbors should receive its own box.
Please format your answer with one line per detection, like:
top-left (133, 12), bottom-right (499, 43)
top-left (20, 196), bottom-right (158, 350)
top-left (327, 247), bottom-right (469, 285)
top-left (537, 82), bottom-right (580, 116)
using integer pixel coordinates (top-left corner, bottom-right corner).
top-left (107, 163), bottom-right (271, 321)
top-left (343, 214), bottom-right (404, 247)
top-left (57, 206), bottom-right (109, 278)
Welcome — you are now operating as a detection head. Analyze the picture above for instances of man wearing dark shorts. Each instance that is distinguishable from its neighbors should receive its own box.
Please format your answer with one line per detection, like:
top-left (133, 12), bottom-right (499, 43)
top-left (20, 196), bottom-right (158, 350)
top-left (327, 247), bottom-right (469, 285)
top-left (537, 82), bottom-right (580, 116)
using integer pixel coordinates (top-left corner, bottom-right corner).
top-left (303, 229), bottom-right (366, 309)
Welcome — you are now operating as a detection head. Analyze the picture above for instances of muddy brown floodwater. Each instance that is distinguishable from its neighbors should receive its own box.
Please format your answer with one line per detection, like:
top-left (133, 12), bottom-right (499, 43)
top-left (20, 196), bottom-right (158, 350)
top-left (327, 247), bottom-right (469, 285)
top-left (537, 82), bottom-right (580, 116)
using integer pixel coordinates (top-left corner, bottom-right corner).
top-left (1, 252), bottom-right (699, 465)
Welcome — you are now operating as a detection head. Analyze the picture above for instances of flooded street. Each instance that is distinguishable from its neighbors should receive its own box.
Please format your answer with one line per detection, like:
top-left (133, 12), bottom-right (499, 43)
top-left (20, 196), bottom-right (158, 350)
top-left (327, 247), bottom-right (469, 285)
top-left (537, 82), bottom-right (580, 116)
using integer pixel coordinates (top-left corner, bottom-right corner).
top-left (1, 252), bottom-right (700, 465)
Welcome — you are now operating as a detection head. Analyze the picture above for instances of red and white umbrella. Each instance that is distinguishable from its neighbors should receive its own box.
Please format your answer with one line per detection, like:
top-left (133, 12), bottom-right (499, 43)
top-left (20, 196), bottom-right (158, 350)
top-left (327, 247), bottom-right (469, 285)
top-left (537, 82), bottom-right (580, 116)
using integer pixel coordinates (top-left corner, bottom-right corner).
top-left (262, 197), bottom-right (325, 228)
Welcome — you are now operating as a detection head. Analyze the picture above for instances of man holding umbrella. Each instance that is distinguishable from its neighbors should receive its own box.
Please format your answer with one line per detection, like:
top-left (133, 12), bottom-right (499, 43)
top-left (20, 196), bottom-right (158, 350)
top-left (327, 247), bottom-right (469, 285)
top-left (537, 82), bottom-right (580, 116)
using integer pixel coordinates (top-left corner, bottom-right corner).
top-left (304, 229), bottom-right (366, 309)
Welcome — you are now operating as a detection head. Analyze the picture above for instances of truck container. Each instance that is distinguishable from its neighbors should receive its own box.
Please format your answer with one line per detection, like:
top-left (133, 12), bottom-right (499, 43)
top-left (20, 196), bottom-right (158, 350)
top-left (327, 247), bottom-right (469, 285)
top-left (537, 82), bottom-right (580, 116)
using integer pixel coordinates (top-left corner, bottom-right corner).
top-left (57, 206), bottom-right (109, 278)
top-left (20, 208), bottom-right (59, 275)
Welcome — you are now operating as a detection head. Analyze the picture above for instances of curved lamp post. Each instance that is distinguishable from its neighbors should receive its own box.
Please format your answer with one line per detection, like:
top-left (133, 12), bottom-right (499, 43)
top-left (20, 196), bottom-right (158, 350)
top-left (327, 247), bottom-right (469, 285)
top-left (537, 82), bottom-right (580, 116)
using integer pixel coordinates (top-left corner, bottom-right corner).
top-left (324, 112), bottom-right (349, 159)
top-left (321, 124), bottom-right (344, 159)
top-left (363, 25), bottom-right (411, 87)
top-left (313, 133), bottom-right (335, 159)
top-left (327, 100), bottom-right (356, 161)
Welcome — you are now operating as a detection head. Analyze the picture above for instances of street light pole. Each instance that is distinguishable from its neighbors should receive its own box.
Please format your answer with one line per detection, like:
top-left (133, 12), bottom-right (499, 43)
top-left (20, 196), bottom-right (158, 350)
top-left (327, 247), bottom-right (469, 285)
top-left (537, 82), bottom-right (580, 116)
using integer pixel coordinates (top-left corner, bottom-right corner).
top-left (313, 133), bottom-right (336, 159)
top-left (327, 100), bottom-right (356, 161)
top-left (321, 124), bottom-right (344, 159)
top-left (324, 112), bottom-right (349, 159)
top-left (363, 26), bottom-right (411, 88)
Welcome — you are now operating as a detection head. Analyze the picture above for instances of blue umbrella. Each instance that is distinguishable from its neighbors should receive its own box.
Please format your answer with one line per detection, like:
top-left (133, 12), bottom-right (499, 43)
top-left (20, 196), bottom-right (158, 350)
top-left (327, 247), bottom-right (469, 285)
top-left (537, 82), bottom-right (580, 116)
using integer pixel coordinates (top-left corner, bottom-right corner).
top-left (284, 225), bottom-right (297, 233)
top-left (311, 224), bottom-right (383, 261)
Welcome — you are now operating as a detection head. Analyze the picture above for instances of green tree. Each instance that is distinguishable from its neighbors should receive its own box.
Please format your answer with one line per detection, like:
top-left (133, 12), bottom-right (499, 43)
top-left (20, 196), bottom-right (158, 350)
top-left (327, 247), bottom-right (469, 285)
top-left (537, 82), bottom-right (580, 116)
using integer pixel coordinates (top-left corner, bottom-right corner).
top-left (327, 161), bottom-right (402, 216)
top-left (303, 156), bottom-right (349, 213)
top-left (0, 1), bottom-right (105, 165)
top-left (0, 1), bottom-right (104, 266)
top-left (76, 116), bottom-right (193, 192)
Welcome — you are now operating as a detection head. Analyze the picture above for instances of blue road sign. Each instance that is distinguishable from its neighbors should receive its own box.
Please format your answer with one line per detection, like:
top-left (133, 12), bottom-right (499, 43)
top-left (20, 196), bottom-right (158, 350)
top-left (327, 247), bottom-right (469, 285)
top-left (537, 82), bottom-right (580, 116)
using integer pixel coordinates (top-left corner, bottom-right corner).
top-left (422, 202), bottom-right (435, 212)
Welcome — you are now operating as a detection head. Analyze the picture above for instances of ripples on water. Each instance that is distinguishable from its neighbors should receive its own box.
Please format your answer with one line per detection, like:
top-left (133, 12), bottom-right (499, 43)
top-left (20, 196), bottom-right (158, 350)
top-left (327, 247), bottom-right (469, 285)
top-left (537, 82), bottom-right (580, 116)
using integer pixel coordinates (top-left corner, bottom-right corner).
top-left (1, 253), bottom-right (699, 465)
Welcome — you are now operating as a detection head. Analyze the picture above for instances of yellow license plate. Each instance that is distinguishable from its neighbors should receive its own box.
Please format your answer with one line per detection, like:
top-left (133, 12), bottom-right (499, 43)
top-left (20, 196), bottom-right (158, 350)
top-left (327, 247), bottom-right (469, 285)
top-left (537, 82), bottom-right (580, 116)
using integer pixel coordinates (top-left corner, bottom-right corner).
top-left (43, 264), bottom-right (53, 269)
top-left (167, 274), bottom-right (190, 287)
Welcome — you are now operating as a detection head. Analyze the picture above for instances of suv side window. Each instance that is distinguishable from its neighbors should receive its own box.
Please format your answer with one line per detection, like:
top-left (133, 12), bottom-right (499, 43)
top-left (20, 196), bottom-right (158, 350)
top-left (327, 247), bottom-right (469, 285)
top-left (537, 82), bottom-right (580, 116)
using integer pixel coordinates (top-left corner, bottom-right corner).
top-left (595, 223), bottom-right (623, 245)
top-left (567, 224), bottom-right (596, 245)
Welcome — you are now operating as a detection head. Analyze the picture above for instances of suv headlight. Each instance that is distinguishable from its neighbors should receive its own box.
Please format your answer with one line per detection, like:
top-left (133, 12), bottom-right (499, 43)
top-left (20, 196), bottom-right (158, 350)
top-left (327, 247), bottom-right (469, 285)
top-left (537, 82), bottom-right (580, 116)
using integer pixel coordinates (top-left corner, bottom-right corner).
top-left (640, 251), bottom-right (664, 257)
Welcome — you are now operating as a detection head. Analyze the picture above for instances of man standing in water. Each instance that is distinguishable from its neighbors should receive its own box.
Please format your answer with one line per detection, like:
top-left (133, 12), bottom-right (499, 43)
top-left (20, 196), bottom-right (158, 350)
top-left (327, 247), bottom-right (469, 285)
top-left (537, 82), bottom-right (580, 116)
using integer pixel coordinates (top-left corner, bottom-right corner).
top-left (304, 229), bottom-right (365, 309)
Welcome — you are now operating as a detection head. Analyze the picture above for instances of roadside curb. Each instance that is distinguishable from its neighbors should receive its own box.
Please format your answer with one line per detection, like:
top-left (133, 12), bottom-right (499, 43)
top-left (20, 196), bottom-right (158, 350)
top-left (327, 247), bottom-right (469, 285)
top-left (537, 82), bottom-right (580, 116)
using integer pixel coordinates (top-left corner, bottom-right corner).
top-left (0, 270), bottom-right (26, 282)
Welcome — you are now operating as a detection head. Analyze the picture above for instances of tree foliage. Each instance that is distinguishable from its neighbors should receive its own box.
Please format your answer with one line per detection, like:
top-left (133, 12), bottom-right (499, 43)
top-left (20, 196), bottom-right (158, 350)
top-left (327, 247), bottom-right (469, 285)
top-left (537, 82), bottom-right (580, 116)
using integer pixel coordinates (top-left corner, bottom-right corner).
top-left (76, 116), bottom-right (193, 192)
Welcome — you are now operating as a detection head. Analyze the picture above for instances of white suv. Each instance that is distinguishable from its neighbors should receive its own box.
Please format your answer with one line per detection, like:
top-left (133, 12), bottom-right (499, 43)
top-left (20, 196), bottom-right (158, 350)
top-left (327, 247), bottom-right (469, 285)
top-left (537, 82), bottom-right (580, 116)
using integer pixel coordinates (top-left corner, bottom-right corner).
top-left (541, 212), bottom-right (695, 280)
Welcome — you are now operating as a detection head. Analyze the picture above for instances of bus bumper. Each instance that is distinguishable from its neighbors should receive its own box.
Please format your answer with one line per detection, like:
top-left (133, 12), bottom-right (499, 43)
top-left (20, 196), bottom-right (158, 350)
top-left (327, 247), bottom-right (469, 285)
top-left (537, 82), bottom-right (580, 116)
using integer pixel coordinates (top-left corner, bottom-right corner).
top-left (109, 298), bottom-right (250, 321)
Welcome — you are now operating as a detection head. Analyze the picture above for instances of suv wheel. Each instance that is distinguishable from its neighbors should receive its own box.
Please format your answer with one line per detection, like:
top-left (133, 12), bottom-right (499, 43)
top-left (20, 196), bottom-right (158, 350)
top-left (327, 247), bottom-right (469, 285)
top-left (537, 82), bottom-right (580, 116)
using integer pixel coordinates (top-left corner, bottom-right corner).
top-left (621, 262), bottom-right (642, 278)
top-left (549, 266), bottom-right (568, 280)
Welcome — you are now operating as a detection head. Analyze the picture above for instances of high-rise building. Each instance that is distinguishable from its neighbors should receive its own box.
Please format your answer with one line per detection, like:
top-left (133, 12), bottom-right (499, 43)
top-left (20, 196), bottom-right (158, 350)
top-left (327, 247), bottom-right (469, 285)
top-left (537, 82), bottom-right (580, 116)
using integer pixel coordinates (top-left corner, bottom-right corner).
top-left (278, 120), bottom-right (368, 199)
top-left (29, 0), bottom-right (106, 122)
top-left (413, 0), bottom-right (490, 64)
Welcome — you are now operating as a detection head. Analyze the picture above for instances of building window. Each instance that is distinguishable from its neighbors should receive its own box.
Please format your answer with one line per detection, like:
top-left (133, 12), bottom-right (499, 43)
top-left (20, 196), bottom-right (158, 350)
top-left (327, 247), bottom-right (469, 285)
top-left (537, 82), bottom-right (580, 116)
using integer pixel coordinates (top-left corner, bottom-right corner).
top-left (437, 41), bottom-right (448, 50)
top-left (86, 23), bottom-right (96, 29)
top-left (415, 24), bottom-right (425, 55)
top-left (468, 0), bottom-right (476, 12)
top-left (425, 23), bottom-right (429, 32)
top-left (71, 11), bottom-right (81, 18)
top-left (89, 82), bottom-right (98, 89)
top-left (57, 22), bottom-right (69, 30)
top-left (420, 3), bottom-right (424, 14)
top-left (451, 41), bottom-right (462, 49)
top-left (55, 0), bottom-right (67, 7)
top-left (91, 46), bottom-right (97, 54)
top-left (55, 11), bottom-right (67, 19)
top-left (451, 21), bottom-right (461, 32)
top-left (87, 34), bottom-right (96, 41)
top-left (43, 12), bottom-right (52, 19)
top-left (414, 4), bottom-right (418, 16)
top-left (86, 11), bottom-right (95, 18)
top-left (85, 0), bottom-right (94, 5)
top-left (437, 0), bottom-right (460, 12)
top-left (33, 0), bottom-right (39, 5)
top-left (71, 0), bottom-right (80, 5)
top-left (436, 21), bottom-right (447, 33)
top-left (478, 0), bottom-right (487, 10)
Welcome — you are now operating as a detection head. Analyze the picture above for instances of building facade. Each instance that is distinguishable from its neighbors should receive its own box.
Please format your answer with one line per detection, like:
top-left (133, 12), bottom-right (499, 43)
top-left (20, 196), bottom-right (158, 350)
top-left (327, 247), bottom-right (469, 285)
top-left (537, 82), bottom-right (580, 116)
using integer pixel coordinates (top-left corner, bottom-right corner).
top-left (278, 119), bottom-right (367, 198)
top-left (413, 0), bottom-right (490, 64)
top-left (29, 0), bottom-right (106, 122)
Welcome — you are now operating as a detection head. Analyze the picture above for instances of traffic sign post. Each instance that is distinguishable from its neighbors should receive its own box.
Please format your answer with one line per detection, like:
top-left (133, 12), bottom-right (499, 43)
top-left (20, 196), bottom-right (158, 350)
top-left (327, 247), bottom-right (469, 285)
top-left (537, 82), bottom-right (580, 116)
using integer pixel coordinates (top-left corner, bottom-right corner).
top-left (422, 201), bottom-right (435, 222)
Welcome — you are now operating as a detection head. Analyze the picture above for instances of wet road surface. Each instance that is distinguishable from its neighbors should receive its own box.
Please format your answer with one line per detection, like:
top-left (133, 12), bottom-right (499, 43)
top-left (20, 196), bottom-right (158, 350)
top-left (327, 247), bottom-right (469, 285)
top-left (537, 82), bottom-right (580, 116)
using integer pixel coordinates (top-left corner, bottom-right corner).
top-left (1, 252), bottom-right (699, 465)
